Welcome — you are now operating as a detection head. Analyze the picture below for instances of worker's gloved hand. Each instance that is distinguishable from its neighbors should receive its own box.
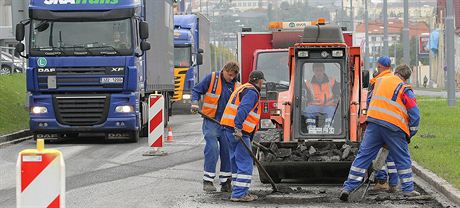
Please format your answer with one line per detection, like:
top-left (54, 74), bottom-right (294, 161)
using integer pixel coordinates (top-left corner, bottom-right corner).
top-left (190, 101), bottom-right (199, 114)
top-left (233, 128), bottom-right (243, 139)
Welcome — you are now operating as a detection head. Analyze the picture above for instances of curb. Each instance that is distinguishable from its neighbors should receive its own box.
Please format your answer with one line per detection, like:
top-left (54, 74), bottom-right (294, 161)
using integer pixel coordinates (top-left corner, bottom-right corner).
top-left (413, 161), bottom-right (460, 206)
top-left (0, 129), bottom-right (31, 143)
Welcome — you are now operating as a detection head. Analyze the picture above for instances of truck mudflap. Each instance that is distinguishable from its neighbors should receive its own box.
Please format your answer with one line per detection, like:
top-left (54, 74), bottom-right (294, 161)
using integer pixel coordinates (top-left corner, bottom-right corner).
top-left (255, 140), bottom-right (359, 183)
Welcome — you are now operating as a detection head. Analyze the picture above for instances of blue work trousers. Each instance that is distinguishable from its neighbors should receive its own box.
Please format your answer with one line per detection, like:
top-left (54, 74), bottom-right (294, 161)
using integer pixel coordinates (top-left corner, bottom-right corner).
top-left (343, 122), bottom-right (414, 192)
top-left (224, 128), bottom-right (253, 198)
top-left (375, 155), bottom-right (399, 187)
top-left (202, 119), bottom-right (232, 185)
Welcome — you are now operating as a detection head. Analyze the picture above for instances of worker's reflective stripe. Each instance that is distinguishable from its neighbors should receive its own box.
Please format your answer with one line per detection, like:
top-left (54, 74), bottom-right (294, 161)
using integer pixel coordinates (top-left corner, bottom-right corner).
top-left (388, 169), bottom-right (397, 173)
top-left (350, 166), bottom-right (366, 174)
top-left (372, 95), bottom-right (407, 114)
top-left (410, 126), bottom-right (419, 131)
top-left (222, 114), bottom-right (235, 120)
top-left (398, 169), bottom-right (412, 175)
top-left (368, 106), bottom-right (408, 126)
top-left (249, 111), bottom-right (260, 119)
top-left (243, 121), bottom-right (256, 129)
top-left (204, 171), bottom-right (216, 177)
top-left (203, 176), bottom-right (214, 182)
top-left (228, 103), bottom-right (238, 109)
top-left (236, 174), bottom-right (252, 180)
top-left (387, 162), bottom-right (395, 166)
top-left (348, 174), bottom-right (363, 181)
top-left (233, 181), bottom-right (251, 188)
top-left (232, 174), bottom-right (237, 178)
top-left (402, 177), bottom-right (413, 183)
top-left (220, 172), bottom-right (232, 177)
top-left (205, 92), bottom-right (220, 98)
top-left (203, 103), bottom-right (218, 109)
top-left (220, 178), bottom-right (229, 183)
top-left (380, 166), bottom-right (387, 171)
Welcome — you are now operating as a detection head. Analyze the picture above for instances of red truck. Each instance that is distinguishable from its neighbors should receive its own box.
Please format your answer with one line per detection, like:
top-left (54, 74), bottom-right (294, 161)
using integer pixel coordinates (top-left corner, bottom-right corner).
top-left (238, 20), bottom-right (353, 130)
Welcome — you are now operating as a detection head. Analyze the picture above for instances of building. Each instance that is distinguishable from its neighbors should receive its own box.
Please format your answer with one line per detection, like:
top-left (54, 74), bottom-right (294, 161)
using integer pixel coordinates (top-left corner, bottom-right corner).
top-left (0, 0), bottom-right (13, 47)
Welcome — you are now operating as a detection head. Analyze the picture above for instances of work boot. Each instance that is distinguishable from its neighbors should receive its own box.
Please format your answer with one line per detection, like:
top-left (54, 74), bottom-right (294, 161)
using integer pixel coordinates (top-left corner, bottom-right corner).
top-left (388, 186), bottom-right (398, 193)
top-left (339, 190), bottom-right (349, 202)
top-left (221, 179), bottom-right (232, 192)
top-left (371, 180), bottom-right (389, 191)
top-left (402, 190), bottom-right (421, 197)
top-left (203, 180), bottom-right (216, 192)
top-left (230, 194), bottom-right (258, 202)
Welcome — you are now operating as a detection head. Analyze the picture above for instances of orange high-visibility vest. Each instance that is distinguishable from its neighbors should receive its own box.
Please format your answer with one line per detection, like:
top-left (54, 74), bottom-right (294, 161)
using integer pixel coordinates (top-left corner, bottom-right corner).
top-left (305, 79), bottom-right (336, 106)
top-left (370, 70), bottom-right (392, 86)
top-left (201, 72), bottom-right (239, 119)
top-left (220, 83), bottom-right (261, 134)
top-left (367, 75), bottom-right (411, 136)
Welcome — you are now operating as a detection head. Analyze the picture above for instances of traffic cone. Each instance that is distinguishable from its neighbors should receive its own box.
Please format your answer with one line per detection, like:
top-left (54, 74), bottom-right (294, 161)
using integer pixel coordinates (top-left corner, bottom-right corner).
top-left (166, 126), bottom-right (174, 142)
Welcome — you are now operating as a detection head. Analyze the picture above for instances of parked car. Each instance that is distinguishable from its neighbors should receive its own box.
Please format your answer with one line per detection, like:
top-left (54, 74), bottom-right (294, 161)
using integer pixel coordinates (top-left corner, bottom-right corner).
top-left (1, 51), bottom-right (25, 75)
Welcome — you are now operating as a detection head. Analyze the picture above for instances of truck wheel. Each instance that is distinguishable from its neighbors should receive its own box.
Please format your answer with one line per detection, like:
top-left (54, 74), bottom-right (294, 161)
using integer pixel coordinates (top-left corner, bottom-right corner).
top-left (0, 65), bottom-right (12, 75)
top-left (128, 130), bottom-right (140, 143)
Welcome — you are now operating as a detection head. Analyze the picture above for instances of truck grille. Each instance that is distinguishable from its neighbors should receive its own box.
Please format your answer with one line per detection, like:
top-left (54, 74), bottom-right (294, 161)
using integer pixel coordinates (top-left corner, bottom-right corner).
top-left (53, 95), bottom-right (110, 126)
top-left (38, 67), bottom-right (124, 91)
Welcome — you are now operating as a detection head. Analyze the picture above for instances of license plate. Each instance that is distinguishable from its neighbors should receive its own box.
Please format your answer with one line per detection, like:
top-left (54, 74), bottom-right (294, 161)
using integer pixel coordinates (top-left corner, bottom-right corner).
top-left (101, 77), bottom-right (123, 84)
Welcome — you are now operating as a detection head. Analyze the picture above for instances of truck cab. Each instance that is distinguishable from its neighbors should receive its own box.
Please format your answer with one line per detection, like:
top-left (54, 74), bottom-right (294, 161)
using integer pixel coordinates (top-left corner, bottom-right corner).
top-left (14, 0), bottom-right (164, 142)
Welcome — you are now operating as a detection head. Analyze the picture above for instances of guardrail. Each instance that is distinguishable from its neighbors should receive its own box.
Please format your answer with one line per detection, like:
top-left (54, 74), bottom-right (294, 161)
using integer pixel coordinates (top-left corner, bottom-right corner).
top-left (0, 46), bottom-right (27, 75)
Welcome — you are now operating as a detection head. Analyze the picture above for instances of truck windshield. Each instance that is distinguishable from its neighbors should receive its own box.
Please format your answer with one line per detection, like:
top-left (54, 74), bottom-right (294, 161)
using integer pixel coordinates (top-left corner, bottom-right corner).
top-left (30, 19), bottom-right (133, 56)
top-left (255, 51), bottom-right (289, 86)
top-left (300, 62), bottom-right (343, 136)
top-left (174, 46), bottom-right (191, 67)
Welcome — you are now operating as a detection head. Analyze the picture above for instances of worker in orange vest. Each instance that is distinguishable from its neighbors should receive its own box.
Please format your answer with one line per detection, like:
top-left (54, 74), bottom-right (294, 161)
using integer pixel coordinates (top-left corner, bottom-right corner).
top-left (304, 63), bottom-right (339, 129)
top-left (220, 71), bottom-right (265, 202)
top-left (368, 56), bottom-right (399, 193)
top-left (191, 61), bottom-right (240, 192)
top-left (340, 64), bottom-right (420, 201)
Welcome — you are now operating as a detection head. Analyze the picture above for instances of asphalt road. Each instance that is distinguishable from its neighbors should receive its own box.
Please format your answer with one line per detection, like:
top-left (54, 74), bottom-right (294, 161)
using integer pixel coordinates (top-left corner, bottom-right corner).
top-left (0, 114), bottom-right (452, 207)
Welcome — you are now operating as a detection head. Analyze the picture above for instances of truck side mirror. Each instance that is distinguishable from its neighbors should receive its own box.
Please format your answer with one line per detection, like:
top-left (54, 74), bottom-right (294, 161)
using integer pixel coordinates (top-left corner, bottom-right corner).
top-left (16, 23), bottom-right (25, 41)
top-left (139, 21), bottom-right (149, 40)
top-left (196, 53), bottom-right (203, 65)
top-left (15, 43), bottom-right (28, 59)
top-left (198, 48), bottom-right (204, 53)
top-left (140, 40), bottom-right (151, 51)
top-left (362, 69), bottom-right (370, 88)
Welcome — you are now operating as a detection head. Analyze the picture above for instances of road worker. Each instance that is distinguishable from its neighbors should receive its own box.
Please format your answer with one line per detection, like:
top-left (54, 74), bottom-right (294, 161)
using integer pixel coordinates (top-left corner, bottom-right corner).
top-left (368, 56), bottom-right (399, 192)
top-left (191, 61), bottom-right (240, 192)
top-left (340, 64), bottom-right (420, 201)
top-left (304, 63), bottom-right (339, 129)
top-left (220, 71), bottom-right (265, 202)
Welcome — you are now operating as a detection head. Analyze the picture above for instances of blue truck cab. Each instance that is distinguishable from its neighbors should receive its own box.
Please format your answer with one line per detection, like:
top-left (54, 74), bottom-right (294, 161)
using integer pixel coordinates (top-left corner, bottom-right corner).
top-left (172, 14), bottom-right (210, 104)
top-left (14, 0), bottom-right (158, 142)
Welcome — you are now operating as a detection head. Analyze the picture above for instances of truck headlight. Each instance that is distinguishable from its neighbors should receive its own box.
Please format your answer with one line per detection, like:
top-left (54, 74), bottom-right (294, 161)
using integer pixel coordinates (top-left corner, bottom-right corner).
top-left (332, 50), bottom-right (344, 57)
top-left (260, 119), bottom-right (276, 129)
top-left (298, 51), bottom-right (309, 57)
top-left (182, 94), bottom-right (191, 100)
top-left (31, 106), bottom-right (48, 114)
top-left (115, 105), bottom-right (134, 113)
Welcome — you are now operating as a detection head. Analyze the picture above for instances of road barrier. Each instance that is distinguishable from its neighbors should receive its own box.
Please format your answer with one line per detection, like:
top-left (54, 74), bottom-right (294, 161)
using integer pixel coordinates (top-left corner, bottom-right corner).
top-left (143, 94), bottom-right (167, 156)
top-left (16, 139), bottom-right (65, 208)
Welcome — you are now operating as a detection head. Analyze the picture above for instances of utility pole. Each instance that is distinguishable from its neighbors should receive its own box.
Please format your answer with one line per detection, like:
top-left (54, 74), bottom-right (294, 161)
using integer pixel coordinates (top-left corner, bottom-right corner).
top-left (350, 0), bottom-right (354, 31)
top-left (383, 0), bottom-right (389, 56)
top-left (446, 0), bottom-right (457, 106)
top-left (403, 0), bottom-right (410, 66)
top-left (364, 0), bottom-right (370, 71)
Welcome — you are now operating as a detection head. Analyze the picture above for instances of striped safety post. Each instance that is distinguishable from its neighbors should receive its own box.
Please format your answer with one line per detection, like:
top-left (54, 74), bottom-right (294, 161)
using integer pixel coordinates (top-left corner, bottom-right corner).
top-left (16, 139), bottom-right (65, 208)
top-left (143, 94), bottom-right (167, 156)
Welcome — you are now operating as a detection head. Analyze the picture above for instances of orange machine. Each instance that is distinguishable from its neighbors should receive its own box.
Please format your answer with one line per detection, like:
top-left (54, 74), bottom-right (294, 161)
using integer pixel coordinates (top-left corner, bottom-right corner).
top-left (255, 22), bottom-right (370, 183)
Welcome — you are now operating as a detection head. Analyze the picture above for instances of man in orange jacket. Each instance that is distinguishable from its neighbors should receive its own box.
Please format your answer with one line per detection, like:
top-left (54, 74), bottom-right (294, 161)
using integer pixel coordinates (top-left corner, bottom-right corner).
top-left (221, 71), bottom-right (265, 202)
top-left (340, 64), bottom-right (420, 201)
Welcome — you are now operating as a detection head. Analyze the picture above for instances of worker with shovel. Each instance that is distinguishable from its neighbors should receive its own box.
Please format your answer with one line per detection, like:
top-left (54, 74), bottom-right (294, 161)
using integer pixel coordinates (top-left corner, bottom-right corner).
top-left (340, 64), bottom-right (420, 201)
top-left (191, 61), bottom-right (240, 193)
top-left (220, 71), bottom-right (265, 202)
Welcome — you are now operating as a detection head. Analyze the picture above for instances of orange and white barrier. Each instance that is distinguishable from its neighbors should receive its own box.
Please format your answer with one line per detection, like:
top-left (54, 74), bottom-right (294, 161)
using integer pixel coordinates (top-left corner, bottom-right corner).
top-left (143, 94), bottom-right (167, 156)
top-left (16, 139), bottom-right (65, 208)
